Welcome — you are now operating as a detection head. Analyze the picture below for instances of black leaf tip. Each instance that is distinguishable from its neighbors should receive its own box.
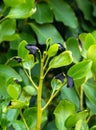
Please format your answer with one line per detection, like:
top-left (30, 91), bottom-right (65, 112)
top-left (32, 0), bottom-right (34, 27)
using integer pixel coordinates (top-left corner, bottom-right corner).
top-left (67, 76), bottom-right (74, 88)
top-left (55, 72), bottom-right (65, 83)
top-left (25, 44), bottom-right (39, 55)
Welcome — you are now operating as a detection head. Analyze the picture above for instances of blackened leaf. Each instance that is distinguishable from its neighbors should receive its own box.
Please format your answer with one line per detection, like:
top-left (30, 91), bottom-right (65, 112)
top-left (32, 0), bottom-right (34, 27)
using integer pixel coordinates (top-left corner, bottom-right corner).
top-left (55, 72), bottom-right (65, 83)
top-left (67, 76), bottom-right (74, 88)
top-left (25, 44), bottom-right (39, 55)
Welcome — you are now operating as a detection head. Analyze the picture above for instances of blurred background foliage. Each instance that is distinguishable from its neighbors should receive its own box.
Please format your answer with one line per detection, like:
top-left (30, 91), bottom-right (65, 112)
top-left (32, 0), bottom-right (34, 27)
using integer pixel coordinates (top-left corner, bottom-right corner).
top-left (0, 0), bottom-right (96, 63)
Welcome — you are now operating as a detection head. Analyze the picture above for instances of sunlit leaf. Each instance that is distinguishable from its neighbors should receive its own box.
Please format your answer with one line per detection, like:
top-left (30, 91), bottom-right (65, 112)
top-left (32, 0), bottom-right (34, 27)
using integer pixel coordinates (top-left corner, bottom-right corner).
top-left (54, 100), bottom-right (75, 130)
top-left (65, 110), bottom-right (88, 128)
top-left (67, 60), bottom-right (92, 80)
top-left (7, 0), bottom-right (36, 18)
top-left (49, 51), bottom-right (73, 69)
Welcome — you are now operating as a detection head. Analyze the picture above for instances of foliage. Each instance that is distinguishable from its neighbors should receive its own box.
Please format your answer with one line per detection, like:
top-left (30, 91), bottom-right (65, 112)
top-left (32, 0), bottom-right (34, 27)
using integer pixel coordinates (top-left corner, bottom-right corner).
top-left (0, 0), bottom-right (96, 130)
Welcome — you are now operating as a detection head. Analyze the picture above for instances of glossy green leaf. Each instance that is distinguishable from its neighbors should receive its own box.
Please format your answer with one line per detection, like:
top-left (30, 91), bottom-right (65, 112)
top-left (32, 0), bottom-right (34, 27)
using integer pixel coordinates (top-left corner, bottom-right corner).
top-left (65, 110), bottom-right (88, 128)
top-left (90, 125), bottom-right (96, 130)
top-left (23, 85), bottom-right (36, 96)
top-left (86, 99), bottom-right (96, 115)
top-left (3, 0), bottom-right (26, 7)
top-left (51, 78), bottom-right (62, 92)
top-left (0, 19), bottom-right (16, 43)
top-left (75, 119), bottom-right (89, 130)
top-left (18, 40), bottom-right (29, 59)
top-left (87, 45), bottom-right (96, 73)
top-left (32, 2), bottom-right (53, 24)
top-left (6, 109), bottom-right (19, 122)
top-left (10, 99), bottom-right (29, 109)
top-left (48, 44), bottom-right (58, 58)
top-left (61, 86), bottom-right (79, 110)
top-left (67, 60), bottom-right (92, 80)
top-left (7, 0), bottom-right (36, 19)
top-left (54, 100), bottom-right (75, 130)
top-left (0, 64), bottom-right (22, 81)
top-left (75, 0), bottom-right (92, 21)
top-left (12, 120), bottom-right (26, 130)
top-left (23, 107), bottom-right (47, 129)
top-left (22, 55), bottom-right (38, 71)
top-left (49, 51), bottom-right (73, 69)
top-left (30, 23), bottom-right (64, 44)
top-left (48, 0), bottom-right (78, 28)
top-left (66, 37), bottom-right (81, 63)
top-left (7, 84), bottom-right (21, 99)
top-left (83, 82), bottom-right (96, 107)
top-left (84, 33), bottom-right (96, 50)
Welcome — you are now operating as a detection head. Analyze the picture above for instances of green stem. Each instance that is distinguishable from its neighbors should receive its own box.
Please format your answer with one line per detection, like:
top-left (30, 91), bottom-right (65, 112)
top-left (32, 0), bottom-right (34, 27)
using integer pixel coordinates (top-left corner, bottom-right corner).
top-left (20, 109), bottom-right (29, 130)
top-left (80, 86), bottom-right (84, 111)
top-left (42, 83), bottom-right (66, 111)
top-left (22, 65), bottom-right (38, 90)
top-left (36, 58), bottom-right (44, 130)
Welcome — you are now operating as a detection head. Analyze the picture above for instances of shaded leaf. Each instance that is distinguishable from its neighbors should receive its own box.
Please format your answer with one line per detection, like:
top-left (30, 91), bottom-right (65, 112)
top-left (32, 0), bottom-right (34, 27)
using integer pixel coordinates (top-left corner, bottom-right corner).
top-left (48, 0), bottom-right (78, 28)
top-left (30, 23), bottom-right (64, 44)
top-left (66, 37), bottom-right (81, 63)
top-left (12, 120), bottom-right (26, 130)
top-left (0, 64), bottom-right (22, 81)
top-left (32, 2), bottom-right (53, 24)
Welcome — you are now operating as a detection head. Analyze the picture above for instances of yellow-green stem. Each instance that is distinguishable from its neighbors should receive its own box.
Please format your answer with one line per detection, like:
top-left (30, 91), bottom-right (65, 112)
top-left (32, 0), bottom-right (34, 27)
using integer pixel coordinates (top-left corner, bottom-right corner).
top-left (36, 59), bottom-right (44, 130)
top-left (20, 109), bottom-right (29, 130)
top-left (80, 86), bottom-right (84, 111)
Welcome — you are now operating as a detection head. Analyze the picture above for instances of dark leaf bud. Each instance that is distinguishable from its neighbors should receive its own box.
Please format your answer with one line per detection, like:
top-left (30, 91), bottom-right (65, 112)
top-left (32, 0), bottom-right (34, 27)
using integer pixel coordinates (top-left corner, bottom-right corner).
top-left (25, 44), bottom-right (39, 55)
top-left (67, 76), bottom-right (74, 88)
top-left (55, 72), bottom-right (65, 83)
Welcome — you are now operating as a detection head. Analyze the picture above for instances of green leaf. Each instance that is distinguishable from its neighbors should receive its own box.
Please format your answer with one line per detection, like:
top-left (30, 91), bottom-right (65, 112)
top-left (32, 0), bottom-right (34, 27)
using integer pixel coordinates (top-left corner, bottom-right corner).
top-left (7, 0), bottom-right (36, 19)
top-left (84, 33), bottom-right (96, 50)
top-left (30, 23), bottom-right (64, 44)
top-left (48, 0), bottom-right (78, 28)
top-left (10, 99), bottom-right (29, 109)
top-left (23, 107), bottom-right (47, 129)
top-left (75, 119), bottom-right (89, 130)
top-left (6, 109), bottom-right (19, 122)
top-left (51, 78), bottom-right (62, 92)
top-left (12, 120), bottom-right (26, 130)
top-left (23, 85), bottom-right (36, 96)
top-left (49, 51), bottom-right (73, 69)
top-left (54, 100), bottom-right (75, 130)
top-left (83, 82), bottom-right (96, 107)
top-left (87, 45), bottom-right (96, 73)
top-left (0, 64), bottom-right (22, 81)
top-left (65, 110), bottom-right (88, 128)
top-left (3, 0), bottom-right (26, 7)
top-left (0, 19), bottom-right (16, 43)
top-left (22, 55), bottom-right (38, 71)
top-left (67, 60), bottom-right (92, 80)
top-left (32, 2), bottom-right (53, 24)
top-left (61, 86), bottom-right (79, 110)
top-left (90, 125), bottom-right (96, 130)
top-left (48, 44), bottom-right (58, 58)
top-left (18, 40), bottom-right (29, 59)
top-left (7, 84), bottom-right (21, 99)
top-left (66, 37), bottom-right (81, 63)
top-left (75, 0), bottom-right (92, 21)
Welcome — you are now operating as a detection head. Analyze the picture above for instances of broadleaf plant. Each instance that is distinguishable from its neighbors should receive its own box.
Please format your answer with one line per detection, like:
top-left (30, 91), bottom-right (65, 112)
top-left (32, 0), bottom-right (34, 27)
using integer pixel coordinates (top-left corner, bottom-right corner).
top-left (1, 0), bottom-right (96, 130)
